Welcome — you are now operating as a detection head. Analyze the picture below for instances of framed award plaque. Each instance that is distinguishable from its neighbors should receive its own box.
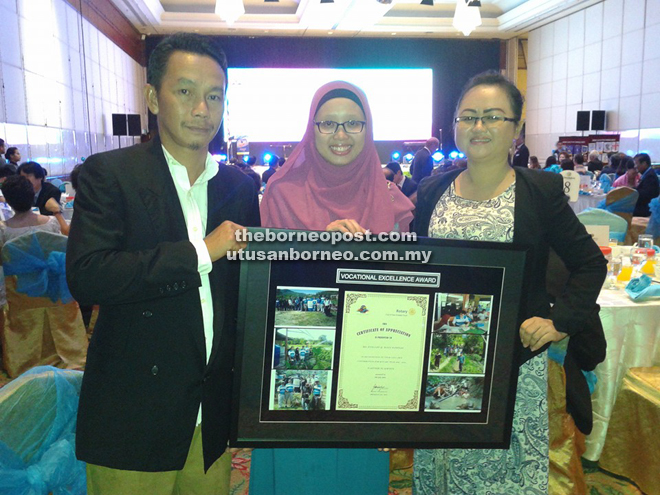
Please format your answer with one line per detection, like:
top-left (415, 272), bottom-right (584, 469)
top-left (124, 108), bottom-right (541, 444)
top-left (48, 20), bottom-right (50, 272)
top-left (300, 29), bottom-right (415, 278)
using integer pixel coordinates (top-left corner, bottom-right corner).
top-left (230, 228), bottom-right (530, 449)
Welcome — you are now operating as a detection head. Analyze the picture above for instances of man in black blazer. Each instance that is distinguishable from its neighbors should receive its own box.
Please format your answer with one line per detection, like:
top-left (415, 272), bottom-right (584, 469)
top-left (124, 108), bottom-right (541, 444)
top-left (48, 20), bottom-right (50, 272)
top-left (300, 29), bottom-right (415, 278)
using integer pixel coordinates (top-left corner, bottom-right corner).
top-left (385, 161), bottom-right (417, 198)
top-left (410, 137), bottom-right (439, 183)
top-left (18, 161), bottom-right (61, 214)
top-left (511, 133), bottom-right (529, 168)
top-left (66, 34), bottom-right (260, 494)
top-left (633, 152), bottom-right (659, 217)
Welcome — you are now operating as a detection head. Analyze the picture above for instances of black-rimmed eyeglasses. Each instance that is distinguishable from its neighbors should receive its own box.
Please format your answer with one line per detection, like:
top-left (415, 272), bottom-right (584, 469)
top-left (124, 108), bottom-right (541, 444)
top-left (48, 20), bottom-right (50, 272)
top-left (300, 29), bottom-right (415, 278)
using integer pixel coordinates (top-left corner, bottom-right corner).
top-left (314, 120), bottom-right (366, 134)
top-left (454, 115), bottom-right (517, 127)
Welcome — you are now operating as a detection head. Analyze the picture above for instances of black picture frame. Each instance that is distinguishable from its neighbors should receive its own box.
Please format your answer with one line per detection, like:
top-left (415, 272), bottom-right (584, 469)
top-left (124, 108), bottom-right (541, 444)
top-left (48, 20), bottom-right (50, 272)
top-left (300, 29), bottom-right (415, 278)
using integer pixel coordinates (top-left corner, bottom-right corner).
top-left (230, 228), bottom-right (530, 449)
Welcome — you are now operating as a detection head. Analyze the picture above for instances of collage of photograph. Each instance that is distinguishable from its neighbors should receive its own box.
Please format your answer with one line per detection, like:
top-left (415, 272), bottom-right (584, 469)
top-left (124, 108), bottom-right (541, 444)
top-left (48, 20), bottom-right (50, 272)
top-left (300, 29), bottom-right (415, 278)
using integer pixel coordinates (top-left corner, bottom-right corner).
top-left (424, 293), bottom-right (493, 413)
top-left (268, 287), bottom-right (338, 412)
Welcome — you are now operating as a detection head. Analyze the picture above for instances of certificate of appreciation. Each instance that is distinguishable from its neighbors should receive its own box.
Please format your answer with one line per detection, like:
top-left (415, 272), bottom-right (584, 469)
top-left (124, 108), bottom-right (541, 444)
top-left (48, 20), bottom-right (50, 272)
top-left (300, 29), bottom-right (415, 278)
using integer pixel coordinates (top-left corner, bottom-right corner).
top-left (336, 291), bottom-right (428, 411)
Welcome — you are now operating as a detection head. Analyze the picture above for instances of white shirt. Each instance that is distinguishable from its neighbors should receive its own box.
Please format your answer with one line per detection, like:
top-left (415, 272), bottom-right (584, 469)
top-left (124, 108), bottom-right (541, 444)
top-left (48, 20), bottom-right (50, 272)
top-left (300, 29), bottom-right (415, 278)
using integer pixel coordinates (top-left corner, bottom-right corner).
top-left (162, 146), bottom-right (218, 425)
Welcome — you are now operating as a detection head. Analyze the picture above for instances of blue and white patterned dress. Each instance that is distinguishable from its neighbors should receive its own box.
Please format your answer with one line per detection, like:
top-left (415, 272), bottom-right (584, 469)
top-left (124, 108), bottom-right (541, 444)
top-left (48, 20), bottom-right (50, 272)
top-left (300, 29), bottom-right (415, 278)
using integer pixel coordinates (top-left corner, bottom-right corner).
top-left (414, 180), bottom-right (549, 495)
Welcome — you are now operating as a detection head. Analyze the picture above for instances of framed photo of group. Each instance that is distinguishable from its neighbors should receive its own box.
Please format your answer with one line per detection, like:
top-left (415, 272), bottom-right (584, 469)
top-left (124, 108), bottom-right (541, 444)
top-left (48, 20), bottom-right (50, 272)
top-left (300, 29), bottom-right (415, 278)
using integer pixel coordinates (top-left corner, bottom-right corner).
top-left (230, 228), bottom-right (530, 449)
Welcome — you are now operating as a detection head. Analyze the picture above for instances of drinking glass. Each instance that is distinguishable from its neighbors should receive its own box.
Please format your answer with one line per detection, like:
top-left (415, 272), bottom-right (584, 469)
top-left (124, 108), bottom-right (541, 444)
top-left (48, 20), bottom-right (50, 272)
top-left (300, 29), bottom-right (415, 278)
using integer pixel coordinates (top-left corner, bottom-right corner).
top-left (638, 234), bottom-right (654, 250)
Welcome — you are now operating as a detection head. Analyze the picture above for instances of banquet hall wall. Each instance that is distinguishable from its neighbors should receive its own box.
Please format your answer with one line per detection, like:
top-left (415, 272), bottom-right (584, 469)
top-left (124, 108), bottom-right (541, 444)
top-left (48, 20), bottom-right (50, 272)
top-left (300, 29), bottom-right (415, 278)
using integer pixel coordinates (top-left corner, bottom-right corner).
top-left (0, 0), bottom-right (147, 177)
top-left (525, 0), bottom-right (660, 161)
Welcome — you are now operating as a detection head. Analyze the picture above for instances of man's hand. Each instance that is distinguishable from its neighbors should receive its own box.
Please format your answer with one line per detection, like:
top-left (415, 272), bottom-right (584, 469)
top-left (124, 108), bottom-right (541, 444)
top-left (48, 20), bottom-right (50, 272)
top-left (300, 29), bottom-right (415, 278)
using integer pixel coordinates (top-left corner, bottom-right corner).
top-left (326, 219), bottom-right (366, 234)
top-left (45, 198), bottom-right (62, 214)
top-left (520, 317), bottom-right (567, 352)
top-left (204, 220), bottom-right (247, 262)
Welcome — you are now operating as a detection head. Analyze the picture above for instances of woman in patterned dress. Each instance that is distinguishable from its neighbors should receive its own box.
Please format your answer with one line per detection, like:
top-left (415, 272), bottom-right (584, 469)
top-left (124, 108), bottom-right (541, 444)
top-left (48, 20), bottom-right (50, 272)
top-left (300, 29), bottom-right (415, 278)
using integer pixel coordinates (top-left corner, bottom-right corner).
top-left (413, 71), bottom-right (607, 494)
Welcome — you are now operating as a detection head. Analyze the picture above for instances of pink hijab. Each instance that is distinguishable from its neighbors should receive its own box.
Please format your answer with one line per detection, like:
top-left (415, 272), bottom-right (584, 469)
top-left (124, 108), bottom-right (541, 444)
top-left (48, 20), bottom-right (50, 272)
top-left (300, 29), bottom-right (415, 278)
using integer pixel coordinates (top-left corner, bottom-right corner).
top-left (260, 81), bottom-right (414, 234)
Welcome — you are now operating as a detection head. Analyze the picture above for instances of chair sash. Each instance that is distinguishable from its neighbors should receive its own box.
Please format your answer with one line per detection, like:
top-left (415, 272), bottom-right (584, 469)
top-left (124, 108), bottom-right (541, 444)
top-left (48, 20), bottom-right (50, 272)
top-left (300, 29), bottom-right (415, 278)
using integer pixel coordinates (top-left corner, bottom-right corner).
top-left (3, 240), bottom-right (73, 304)
top-left (599, 174), bottom-right (613, 193)
top-left (597, 193), bottom-right (637, 214)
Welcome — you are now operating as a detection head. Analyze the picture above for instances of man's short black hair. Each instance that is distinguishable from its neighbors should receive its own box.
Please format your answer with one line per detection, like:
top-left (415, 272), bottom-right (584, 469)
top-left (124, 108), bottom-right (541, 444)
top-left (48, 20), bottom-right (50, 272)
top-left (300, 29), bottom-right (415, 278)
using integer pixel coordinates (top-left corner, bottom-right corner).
top-left (385, 161), bottom-right (402, 175)
top-left (0, 138), bottom-right (5, 147)
top-left (18, 161), bottom-right (46, 181)
top-left (634, 153), bottom-right (651, 167)
top-left (148, 33), bottom-right (228, 92)
top-left (574, 153), bottom-right (584, 165)
top-left (1, 175), bottom-right (35, 212)
top-left (0, 167), bottom-right (14, 179)
top-left (70, 163), bottom-right (83, 191)
top-left (5, 147), bottom-right (18, 161)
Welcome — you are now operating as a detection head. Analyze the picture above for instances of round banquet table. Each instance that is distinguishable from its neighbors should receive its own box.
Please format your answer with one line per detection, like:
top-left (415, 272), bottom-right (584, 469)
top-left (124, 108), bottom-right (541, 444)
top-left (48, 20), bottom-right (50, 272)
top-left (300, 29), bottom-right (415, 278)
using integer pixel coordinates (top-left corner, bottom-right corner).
top-left (584, 287), bottom-right (660, 461)
top-left (569, 193), bottom-right (606, 214)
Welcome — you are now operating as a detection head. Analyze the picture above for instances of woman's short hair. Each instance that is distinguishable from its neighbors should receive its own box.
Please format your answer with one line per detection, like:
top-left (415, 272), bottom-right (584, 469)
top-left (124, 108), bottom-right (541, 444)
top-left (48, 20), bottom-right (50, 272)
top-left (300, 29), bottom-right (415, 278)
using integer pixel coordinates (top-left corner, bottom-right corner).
top-left (1, 175), bottom-right (35, 212)
top-left (454, 70), bottom-right (524, 122)
top-left (545, 156), bottom-right (558, 168)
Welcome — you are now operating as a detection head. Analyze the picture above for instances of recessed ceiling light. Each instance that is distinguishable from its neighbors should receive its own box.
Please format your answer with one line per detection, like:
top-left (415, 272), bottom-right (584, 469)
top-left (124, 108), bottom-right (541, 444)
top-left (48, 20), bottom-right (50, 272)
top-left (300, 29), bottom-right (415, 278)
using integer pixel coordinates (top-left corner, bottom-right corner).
top-left (391, 32), bottom-right (397, 35)
top-left (328, 31), bottom-right (334, 34)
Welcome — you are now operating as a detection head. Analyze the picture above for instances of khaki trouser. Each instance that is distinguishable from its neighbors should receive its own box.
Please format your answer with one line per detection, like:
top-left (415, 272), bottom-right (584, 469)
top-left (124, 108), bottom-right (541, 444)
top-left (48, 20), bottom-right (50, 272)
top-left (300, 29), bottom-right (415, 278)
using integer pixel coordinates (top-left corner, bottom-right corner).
top-left (86, 425), bottom-right (231, 495)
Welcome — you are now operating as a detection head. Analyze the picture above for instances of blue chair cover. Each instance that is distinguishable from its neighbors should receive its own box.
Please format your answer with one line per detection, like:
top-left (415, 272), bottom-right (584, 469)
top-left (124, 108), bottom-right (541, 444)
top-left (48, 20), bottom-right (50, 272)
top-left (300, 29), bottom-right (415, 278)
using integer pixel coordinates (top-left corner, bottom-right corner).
top-left (596, 193), bottom-right (637, 215)
top-left (543, 164), bottom-right (562, 174)
top-left (577, 208), bottom-right (627, 243)
top-left (0, 366), bottom-right (86, 495)
top-left (646, 197), bottom-right (660, 238)
top-left (599, 173), bottom-right (613, 193)
top-left (2, 234), bottom-right (73, 304)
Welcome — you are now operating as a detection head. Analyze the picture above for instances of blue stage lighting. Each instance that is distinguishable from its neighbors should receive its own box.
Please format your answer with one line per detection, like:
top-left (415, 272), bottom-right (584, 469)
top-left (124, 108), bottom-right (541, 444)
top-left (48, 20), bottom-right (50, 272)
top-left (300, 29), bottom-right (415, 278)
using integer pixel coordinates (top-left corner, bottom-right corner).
top-left (449, 151), bottom-right (459, 159)
top-left (457, 152), bottom-right (465, 158)
top-left (432, 151), bottom-right (444, 162)
top-left (404, 153), bottom-right (414, 161)
top-left (263, 153), bottom-right (273, 164)
top-left (391, 151), bottom-right (401, 160)
top-left (212, 153), bottom-right (228, 162)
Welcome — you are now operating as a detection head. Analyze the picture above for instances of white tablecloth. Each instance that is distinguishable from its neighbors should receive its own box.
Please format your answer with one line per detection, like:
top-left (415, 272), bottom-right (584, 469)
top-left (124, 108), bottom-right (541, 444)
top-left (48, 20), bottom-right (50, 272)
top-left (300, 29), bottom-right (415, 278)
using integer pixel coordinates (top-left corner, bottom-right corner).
top-left (569, 193), bottom-right (606, 214)
top-left (584, 288), bottom-right (660, 461)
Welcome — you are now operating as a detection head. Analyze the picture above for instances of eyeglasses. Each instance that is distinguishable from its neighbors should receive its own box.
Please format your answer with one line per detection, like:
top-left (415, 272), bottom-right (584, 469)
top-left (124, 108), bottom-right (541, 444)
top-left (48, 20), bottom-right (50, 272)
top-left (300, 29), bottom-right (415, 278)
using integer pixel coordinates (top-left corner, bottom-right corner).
top-left (454, 115), bottom-right (517, 127)
top-left (314, 120), bottom-right (366, 134)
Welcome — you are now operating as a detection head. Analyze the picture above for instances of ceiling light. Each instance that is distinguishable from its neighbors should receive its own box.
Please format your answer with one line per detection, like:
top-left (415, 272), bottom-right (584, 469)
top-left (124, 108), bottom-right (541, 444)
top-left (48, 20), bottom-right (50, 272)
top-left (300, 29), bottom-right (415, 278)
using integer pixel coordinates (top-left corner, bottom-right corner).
top-left (452, 0), bottom-right (481, 36)
top-left (215, 0), bottom-right (244, 25)
top-left (420, 0), bottom-right (433, 5)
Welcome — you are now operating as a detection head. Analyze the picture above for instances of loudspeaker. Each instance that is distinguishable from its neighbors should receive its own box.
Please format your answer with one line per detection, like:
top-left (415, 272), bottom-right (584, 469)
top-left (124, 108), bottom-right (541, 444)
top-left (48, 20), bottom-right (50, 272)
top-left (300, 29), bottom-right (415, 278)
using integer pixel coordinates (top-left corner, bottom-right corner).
top-left (576, 111), bottom-right (590, 131)
top-left (127, 114), bottom-right (141, 136)
top-left (112, 113), bottom-right (127, 136)
top-left (591, 110), bottom-right (606, 131)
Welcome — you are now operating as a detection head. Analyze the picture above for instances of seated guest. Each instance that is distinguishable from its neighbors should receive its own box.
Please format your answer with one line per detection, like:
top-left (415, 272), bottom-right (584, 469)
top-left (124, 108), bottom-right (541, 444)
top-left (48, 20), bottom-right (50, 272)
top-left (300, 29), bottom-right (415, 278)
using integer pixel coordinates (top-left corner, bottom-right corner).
top-left (587, 150), bottom-right (603, 173)
top-left (545, 155), bottom-right (558, 169)
top-left (385, 161), bottom-right (417, 198)
top-left (528, 155), bottom-right (541, 169)
top-left (382, 167), bottom-right (395, 182)
top-left (261, 154), bottom-right (280, 185)
top-left (574, 152), bottom-right (587, 173)
top-left (614, 156), bottom-right (630, 178)
top-left (561, 159), bottom-right (574, 171)
top-left (1, 175), bottom-right (61, 235)
top-left (0, 175), bottom-right (87, 378)
top-left (17, 162), bottom-right (61, 216)
top-left (633, 153), bottom-right (659, 217)
top-left (612, 159), bottom-right (639, 188)
top-left (4, 147), bottom-right (20, 174)
top-left (602, 153), bottom-right (621, 175)
top-left (0, 138), bottom-right (6, 168)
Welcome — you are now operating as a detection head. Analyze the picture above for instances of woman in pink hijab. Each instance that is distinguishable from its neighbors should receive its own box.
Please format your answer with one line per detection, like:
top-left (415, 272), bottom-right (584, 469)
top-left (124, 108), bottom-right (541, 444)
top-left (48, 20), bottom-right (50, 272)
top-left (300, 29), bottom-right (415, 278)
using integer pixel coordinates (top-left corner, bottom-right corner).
top-left (261, 80), bottom-right (414, 234)
top-left (252, 81), bottom-right (409, 493)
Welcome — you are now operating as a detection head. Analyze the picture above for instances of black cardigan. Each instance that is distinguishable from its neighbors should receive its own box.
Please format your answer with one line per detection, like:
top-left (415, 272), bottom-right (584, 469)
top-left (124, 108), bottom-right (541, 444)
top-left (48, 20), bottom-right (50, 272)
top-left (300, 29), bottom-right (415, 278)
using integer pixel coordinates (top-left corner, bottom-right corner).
top-left (415, 167), bottom-right (607, 433)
